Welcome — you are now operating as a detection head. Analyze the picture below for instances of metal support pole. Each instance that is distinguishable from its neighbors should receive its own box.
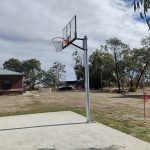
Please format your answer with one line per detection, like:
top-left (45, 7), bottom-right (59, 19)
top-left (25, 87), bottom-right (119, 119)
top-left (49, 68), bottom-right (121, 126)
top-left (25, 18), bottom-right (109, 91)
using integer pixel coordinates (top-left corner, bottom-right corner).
top-left (83, 36), bottom-right (91, 123)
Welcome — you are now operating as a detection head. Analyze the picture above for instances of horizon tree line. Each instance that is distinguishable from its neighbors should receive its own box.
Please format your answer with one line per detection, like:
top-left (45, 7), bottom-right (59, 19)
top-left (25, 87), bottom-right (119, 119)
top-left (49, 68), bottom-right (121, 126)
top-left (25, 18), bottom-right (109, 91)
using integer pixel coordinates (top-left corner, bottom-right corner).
top-left (73, 36), bottom-right (150, 92)
top-left (2, 35), bottom-right (150, 92)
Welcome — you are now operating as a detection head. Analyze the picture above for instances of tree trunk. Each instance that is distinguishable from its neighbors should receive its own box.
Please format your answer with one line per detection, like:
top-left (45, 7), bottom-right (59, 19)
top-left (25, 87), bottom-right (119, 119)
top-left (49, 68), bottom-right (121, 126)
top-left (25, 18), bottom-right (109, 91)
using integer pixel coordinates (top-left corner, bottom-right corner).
top-left (115, 59), bottom-right (121, 92)
top-left (100, 69), bottom-right (103, 90)
top-left (108, 79), bottom-right (111, 88)
top-left (130, 78), bottom-right (133, 89)
top-left (129, 77), bottom-right (134, 91)
top-left (136, 59), bottom-right (150, 89)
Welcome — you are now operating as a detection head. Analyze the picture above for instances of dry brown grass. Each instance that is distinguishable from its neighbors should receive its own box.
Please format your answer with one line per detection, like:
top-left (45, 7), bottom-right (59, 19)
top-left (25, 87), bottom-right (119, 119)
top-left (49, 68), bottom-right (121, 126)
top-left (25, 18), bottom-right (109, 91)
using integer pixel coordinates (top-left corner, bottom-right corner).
top-left (0, 89), bottom-right (150, 142)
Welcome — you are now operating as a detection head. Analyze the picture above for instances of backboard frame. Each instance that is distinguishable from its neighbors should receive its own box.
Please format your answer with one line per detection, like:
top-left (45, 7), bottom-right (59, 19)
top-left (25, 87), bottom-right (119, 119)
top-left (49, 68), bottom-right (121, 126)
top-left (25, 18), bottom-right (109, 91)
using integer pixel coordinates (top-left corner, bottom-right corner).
top-left (62, 15), bottom-right (77, 49)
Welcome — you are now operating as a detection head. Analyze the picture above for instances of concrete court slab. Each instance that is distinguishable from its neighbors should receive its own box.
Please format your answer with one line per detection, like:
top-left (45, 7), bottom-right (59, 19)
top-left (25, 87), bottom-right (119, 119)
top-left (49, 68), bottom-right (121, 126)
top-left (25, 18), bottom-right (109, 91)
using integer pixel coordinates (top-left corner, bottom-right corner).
top-left (0, 111), bottom-right (149, 150)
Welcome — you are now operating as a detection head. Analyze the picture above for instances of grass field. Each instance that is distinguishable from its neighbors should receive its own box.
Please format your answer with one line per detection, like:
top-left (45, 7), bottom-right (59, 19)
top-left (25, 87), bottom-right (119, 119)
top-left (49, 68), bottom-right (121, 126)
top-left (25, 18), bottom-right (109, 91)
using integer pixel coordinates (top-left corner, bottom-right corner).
top-left (0, 89), bottom-right (150, 142)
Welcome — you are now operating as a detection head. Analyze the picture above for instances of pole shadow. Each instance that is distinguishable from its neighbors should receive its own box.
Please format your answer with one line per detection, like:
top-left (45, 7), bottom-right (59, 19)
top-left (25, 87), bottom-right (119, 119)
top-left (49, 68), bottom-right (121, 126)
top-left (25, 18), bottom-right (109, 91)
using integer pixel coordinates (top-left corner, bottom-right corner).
top-left (37, 145), bottom-right (122, 150)
top-left (76, 145), bottom-right (121, 150)
top-left (38, 149), bottom-right (56, 150)
top-left (0, 122), bottom-right (89, 132)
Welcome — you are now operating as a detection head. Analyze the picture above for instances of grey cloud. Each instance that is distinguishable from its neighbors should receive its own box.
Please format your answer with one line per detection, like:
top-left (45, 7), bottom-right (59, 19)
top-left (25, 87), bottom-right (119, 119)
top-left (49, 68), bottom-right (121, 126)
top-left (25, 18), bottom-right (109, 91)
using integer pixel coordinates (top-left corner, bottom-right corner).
top-left (0, 0), bottom-right (148, 80)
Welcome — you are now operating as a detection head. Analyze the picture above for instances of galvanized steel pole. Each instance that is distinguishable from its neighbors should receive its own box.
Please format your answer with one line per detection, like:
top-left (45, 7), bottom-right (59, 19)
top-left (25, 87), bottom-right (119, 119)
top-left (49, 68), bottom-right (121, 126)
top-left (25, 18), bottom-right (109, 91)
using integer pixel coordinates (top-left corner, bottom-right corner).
top-left (83, 36), bottom-right (91, 123)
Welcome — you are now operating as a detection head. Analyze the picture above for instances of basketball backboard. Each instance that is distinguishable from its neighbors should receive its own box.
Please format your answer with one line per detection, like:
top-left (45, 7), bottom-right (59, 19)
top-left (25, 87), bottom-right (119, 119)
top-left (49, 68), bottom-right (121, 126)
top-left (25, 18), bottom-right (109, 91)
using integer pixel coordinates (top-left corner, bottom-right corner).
top-left (62, 15), bottom-right (77, 48)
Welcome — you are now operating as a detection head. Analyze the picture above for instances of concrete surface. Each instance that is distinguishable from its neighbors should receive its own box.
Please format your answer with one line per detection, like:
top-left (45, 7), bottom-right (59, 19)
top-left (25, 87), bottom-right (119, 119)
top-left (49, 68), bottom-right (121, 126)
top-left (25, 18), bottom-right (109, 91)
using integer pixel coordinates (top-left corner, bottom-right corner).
top-left (0, 111), bottom-right (149, 150)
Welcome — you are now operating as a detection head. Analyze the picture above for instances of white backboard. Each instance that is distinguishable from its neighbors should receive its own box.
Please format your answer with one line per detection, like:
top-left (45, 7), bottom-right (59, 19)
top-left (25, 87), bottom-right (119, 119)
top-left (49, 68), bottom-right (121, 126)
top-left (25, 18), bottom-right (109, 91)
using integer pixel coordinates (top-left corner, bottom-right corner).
top-left (62, 15), bottom-right (77, 48)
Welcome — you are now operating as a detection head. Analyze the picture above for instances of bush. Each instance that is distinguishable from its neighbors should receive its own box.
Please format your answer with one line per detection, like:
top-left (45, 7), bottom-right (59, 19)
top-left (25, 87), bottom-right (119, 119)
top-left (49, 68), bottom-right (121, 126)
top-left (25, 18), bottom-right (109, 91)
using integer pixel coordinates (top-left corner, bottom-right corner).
top-left (128, 87), bottom-right (136, 92)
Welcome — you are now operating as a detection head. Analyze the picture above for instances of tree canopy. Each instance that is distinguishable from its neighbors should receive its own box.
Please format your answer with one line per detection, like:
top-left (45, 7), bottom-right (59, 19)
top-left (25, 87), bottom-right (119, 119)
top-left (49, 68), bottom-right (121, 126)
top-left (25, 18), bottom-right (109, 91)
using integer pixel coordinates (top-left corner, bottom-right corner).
top-left (3, 58), bottom-right (63, 90)
top-left (89, 49), bottom-right (115, 89)
top-left (106, 38), bottom-right (129, 92)
top-left (50, 62), bottom-right (66, 87)
top-left (133, 0), bottom-right (150, 28)
top-left (3, 58), bottom-right (22, 72)
top-left (72, 35), bottom-right (150, 92)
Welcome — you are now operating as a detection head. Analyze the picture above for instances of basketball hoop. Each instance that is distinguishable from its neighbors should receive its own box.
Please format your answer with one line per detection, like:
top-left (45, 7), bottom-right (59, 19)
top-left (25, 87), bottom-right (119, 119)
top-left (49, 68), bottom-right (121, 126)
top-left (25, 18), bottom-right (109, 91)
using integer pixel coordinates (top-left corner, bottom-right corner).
top-left (52, 37), bottom-right (69, 52)
top-left (52, 37), bottom-right (63, 52)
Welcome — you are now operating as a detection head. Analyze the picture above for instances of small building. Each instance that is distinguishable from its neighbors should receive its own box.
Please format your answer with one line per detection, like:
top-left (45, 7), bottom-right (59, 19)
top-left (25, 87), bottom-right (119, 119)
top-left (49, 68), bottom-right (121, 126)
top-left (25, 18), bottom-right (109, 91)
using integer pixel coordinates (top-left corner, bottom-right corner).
top-left (0, 68), bottom-right (24, 95)
top-left (63, 80), bottom-right (83, 90)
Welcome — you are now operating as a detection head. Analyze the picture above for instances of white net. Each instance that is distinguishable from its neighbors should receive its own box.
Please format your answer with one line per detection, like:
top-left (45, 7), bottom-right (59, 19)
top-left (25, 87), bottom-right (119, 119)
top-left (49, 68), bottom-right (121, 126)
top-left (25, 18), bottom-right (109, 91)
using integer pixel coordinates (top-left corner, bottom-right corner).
top-left (52, 37), bottom-right (63, 52)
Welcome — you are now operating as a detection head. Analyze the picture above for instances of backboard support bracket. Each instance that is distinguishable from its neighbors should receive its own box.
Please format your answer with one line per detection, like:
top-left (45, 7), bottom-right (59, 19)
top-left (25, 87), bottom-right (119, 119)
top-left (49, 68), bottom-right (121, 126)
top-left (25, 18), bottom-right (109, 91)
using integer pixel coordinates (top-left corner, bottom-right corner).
top-left (71, 43), bottom-right (84, 51)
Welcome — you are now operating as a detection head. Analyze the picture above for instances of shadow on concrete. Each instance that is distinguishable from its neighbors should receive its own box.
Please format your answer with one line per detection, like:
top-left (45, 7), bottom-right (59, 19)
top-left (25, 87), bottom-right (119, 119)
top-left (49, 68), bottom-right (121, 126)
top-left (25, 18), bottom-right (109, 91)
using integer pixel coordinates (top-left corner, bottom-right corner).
top-left (76, 145), bottom-right (121, 150)
top-left (37, 145), bottom-right (121, 150)
top-left (37, 145), bottom-right (122, 150)
top-left (38, 149), bottom-right (56, 150)
top-left (0, 122), bottom-right (89, 132)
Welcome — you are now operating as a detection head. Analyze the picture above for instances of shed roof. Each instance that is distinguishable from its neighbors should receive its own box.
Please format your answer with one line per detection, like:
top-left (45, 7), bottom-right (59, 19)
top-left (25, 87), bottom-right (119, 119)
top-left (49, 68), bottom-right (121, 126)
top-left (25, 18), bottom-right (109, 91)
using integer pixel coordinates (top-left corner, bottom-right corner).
top-left (0, 68), bottom-right (23, 76)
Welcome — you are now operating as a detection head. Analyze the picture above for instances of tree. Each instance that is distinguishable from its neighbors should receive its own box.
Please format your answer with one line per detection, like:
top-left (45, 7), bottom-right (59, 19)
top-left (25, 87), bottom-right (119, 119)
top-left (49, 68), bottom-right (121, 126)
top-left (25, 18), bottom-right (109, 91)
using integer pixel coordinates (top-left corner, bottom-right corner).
top-left (50, 62), bottom-right (66, 87)
top-left (106, 38), bottom-right (129, 92)
top-left (40, 69), bottom-right (57, 88)
top-left (103, 52), bottom-right (116, 88)
top-left (89, 49), bottom-right (103, 89)
top-left (3, 58), bottom-right (22, 72)
top-left (131, 36), bottom-right (150, 89)
top-left (72, 50), bottom-right (85, 88)
top-left (132, 47), bottom-right (150, 89)
top-left (122, 51), bottom-right (138, 91)
top-left (132, 0), bottom-right (150, 28)
top-left (22, 59), bottom-right (42, 90)
top-left (123, 45), bottom-right (150, 91)
top-left (89, 49), bottom-right (115, 89)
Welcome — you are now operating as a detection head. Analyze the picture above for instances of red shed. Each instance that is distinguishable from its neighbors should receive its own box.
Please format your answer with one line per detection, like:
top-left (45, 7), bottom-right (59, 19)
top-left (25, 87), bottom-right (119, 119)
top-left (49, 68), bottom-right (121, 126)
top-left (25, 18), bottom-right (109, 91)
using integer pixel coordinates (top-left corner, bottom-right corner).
top-left (0, 68), bottom-right (24, 95)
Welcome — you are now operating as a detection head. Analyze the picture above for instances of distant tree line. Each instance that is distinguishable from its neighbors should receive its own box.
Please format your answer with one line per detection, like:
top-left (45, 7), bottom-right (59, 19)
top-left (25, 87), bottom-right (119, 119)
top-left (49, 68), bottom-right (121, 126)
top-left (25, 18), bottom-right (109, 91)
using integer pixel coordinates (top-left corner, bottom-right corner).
top-left (73, 36), bottom-right (150, 92)
top-left (3, 36), bottom-right (150, 92)
top-left (3, 59), bottom-right (66, 90)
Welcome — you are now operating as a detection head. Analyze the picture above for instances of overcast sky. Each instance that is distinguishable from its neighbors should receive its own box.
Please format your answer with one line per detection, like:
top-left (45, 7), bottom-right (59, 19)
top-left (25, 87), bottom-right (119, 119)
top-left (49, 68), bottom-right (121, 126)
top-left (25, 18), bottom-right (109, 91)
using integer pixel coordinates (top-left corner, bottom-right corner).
top-left (0, 0), bottom-right (148, 80)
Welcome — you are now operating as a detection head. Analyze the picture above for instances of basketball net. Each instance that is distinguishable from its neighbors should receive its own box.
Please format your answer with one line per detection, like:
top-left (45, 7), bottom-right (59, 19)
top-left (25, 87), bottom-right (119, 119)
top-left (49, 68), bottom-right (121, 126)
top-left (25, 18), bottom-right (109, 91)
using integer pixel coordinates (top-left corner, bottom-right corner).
top-left (52, 37), bottom-right (69, 52)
